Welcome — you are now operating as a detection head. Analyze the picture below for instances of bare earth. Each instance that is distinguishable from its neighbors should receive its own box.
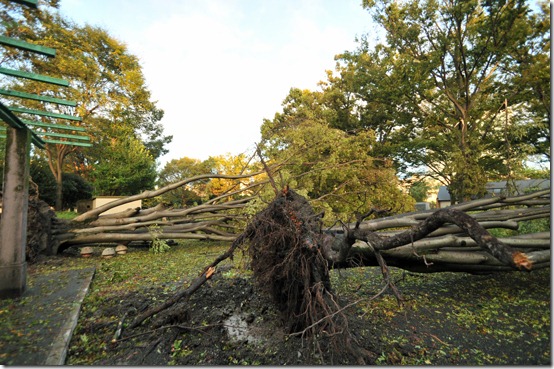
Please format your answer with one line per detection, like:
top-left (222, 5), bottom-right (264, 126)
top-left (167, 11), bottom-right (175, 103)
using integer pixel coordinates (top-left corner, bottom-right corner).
top-left (70, 265), bottom-right (551, 365)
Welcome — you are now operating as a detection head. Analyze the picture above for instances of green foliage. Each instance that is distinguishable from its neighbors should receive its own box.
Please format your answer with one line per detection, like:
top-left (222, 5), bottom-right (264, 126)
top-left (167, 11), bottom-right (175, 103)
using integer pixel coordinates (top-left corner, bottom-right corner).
top-left (148, 225), bottom-right (171, 254)
top-left (0, 3), bottom-right (171, 206)
top-left (157, 157), bottom-right (215, 206)
top-left (409, 181), bottom-right (430, 202)
top-left (518, 166), bottom-right (550, 180)
top-left (332, 0), bottom-right (550, 203)
top-left (61, 172), bottom-right (93, 209)
top-left (29, 159), bottom-right (92, 209)
top-left (90, 135), bottom-right (157, 196)
top-left (262, 89), bottom-right (414, 223)
top-left (29, 159), bottom-right (57, 204)
top-left (55, 210), bottom-right (78, 220)
top-left (518, 218), bottom-right (550, 235)
top-left (261, 89), bottom-right (415, 223)
top-left (207, 153), bottom-right (259, 198)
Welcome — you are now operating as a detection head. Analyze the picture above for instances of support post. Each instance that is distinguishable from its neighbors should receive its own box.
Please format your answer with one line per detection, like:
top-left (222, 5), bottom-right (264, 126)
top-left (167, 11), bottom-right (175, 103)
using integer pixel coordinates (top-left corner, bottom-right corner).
top-left (0, 126), bottom-right (31, 298)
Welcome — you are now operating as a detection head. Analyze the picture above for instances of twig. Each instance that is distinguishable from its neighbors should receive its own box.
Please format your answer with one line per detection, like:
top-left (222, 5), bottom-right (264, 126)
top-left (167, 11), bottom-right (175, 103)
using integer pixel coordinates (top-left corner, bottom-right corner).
top-left (111, 311), bottom-right (129, 343)
top-left (288, 298), bottom-right (363, 337)
top-left (410, 234), bottom-right (434, 267)
top-left (113, 322), bottom-right (221, 344)
top-left (428, 333), bottom-right (450, 346)
top-left (364, 241), bottom-right (404, 304)
top-left (256, 144), bottom-right (279, 195)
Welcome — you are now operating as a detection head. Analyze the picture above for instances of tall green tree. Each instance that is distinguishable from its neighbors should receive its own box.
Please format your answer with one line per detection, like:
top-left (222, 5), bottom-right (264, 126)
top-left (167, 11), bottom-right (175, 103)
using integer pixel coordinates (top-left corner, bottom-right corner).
top-left (0, 2), bottom-right (171, 208)
top-left (261, 88), bottom-right (415, 223)
top-left (90, 131), bottom-right (156, 196)
top-left (334, 0), bottom-right (549, 203)
top-left (158, 157), bottom-right (216, 206)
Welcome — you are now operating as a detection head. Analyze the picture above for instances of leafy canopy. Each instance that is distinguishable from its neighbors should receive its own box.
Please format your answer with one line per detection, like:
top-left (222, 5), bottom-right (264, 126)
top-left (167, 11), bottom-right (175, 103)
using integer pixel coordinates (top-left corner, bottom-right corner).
top-left (333, 0), bottom-right (550, 203)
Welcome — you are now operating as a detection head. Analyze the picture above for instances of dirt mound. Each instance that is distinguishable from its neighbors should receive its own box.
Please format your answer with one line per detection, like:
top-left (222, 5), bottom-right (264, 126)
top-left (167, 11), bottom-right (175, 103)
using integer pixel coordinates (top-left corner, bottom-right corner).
top-left (91, 273), bottom-right (376, 365)
top-left (26, 199), bottom-right (57, 261)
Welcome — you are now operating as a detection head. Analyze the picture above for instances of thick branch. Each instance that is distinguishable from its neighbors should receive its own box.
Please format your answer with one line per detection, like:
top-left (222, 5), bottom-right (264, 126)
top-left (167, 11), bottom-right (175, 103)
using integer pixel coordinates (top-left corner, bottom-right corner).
top-left (129, 232), bottom-right (249, 328)
top-left (73, 171), bottom-right (266, 222)
top-left (346, 208), bottom-right (533, 270)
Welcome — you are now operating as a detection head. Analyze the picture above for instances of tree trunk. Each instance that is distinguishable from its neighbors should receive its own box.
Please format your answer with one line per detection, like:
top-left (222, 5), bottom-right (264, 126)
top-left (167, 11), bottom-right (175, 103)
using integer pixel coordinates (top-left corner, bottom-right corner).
top-left (49, 172), bottom-right (549, 275)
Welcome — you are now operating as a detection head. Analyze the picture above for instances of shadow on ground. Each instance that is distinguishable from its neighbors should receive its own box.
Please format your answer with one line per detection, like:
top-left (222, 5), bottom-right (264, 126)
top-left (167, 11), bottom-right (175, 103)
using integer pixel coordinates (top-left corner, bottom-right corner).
top-left (0, 264), bottom-right (94, 365)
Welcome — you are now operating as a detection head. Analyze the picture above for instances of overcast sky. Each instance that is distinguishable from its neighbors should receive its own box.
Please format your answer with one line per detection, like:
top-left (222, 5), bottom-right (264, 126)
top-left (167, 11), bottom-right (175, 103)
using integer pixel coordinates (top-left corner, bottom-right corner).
top-left (58, 0), bottom-right (377, 166)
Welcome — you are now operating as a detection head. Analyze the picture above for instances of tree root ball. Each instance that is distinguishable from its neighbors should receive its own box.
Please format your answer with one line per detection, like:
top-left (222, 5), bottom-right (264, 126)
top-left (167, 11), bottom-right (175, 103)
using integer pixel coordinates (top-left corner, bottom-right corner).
top-left (246, 188), bottom-right (343, 335)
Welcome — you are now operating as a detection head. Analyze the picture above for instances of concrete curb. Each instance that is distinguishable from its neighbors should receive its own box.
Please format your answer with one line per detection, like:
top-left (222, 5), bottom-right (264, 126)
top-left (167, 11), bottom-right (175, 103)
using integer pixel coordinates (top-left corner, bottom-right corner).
top-left (44, 266), bottom-right (96, 365)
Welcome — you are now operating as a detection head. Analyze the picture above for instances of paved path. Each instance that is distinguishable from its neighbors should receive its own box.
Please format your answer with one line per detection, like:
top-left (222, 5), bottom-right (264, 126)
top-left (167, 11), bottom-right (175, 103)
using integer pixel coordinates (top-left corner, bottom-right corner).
top-left (0, 266), bottom-right (95, 365)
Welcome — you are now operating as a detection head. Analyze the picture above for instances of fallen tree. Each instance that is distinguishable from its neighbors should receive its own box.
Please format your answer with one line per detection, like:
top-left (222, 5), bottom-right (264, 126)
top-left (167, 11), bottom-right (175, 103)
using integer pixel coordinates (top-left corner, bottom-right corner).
top-left (123, 185), bottom-right (548, 365)
top-left (324, 188), bottom-right (550, 273)
top-left (39, 166), bottom-right (549, 363)
top-left (52, 171), bottom-right (269, 253)
top-left (53, 173), bottom-right (550, 276)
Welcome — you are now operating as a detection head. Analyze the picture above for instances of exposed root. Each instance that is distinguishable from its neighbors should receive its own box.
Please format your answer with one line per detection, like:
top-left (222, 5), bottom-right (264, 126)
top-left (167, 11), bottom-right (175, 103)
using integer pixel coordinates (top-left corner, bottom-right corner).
top-left (245, 187), bottom-right (367, 362)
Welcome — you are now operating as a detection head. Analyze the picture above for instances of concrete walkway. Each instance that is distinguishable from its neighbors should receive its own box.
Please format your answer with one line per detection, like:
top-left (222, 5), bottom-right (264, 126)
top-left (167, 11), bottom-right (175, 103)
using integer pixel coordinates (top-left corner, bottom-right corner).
top-left (0, 266), bottom-right (95, 365)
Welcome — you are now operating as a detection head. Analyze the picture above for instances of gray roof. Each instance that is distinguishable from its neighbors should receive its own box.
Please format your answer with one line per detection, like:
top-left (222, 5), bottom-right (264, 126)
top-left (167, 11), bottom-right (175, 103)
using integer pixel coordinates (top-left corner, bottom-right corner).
top-left (437, 179), bottom-right (550, 202)
top-left (437, 186), bottom-right (451, 201)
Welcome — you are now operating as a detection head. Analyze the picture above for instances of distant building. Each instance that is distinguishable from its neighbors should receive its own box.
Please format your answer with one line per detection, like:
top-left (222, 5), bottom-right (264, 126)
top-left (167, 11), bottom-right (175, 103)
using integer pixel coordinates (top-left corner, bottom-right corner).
top-left (415, 202), bottom-right (432, 211)
top-left (77, 196), bottom-right (142, 215)
top-left (436, 179), bottom-right (550, 208)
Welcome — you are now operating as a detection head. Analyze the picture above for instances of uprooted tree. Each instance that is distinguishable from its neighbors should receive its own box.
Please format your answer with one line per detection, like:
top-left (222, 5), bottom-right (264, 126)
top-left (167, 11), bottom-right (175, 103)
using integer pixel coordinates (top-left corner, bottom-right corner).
top-left (50, 171), bottom-right (550, 275)
top-left (32, 166), bottom-right (549, 358)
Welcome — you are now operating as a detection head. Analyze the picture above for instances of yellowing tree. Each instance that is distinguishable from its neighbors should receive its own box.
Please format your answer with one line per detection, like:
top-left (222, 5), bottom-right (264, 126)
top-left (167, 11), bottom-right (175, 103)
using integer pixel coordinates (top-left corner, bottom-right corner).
top-left (207, 153), bottom-right (260, 198)
top-left (0, 3), bottom-right (171, 208)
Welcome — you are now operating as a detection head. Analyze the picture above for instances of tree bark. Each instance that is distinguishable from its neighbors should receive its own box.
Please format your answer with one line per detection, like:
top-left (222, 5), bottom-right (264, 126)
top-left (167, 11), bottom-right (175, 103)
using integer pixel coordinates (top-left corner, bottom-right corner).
top-left (51, 175), bottom-right (550, 274)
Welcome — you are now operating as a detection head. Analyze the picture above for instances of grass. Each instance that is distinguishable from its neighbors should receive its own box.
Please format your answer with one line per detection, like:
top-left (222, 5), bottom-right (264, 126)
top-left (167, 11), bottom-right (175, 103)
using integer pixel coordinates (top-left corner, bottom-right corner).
top-left (55, 211), bottom-right (78, 220)
top-left (0, 240), bottom-right (550, 365)
top-left (330, 266), bottom-right (551, 365)
top-left (65, 240), bottom-right (242, 364)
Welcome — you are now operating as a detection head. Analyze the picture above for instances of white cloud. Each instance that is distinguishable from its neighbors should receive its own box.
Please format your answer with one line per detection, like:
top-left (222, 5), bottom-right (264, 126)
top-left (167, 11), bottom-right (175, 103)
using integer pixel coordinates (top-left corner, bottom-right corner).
top-left (59, 0), bottom-right (372, 165)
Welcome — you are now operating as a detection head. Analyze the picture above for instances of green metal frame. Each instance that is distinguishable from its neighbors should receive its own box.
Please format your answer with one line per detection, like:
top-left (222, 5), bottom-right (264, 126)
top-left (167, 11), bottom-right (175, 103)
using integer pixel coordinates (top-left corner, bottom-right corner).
top-left (0, 101), bottom-right (45, 147)
top-left (0, 0), bottom-right (91, 147)
top-left (0, 67), bottom-right (69, 86)
top-left (0, 126), bottom-right (92, 147)
top-left (8, 106), bottom-right (82, 121)
top-left (0, 35), bottom-right (55, 57)
top-left (0, 88), bottom-right (76, 106)
top-left (22, 119), bottom-right (86, 132)
top-left (8, 0), bottom-right (37, 8)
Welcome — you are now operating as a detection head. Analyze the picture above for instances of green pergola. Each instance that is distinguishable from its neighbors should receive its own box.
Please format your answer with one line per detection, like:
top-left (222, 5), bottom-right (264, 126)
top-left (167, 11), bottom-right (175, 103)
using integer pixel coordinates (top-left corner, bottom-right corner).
top-left (0, 0), bottom-right (91, 298)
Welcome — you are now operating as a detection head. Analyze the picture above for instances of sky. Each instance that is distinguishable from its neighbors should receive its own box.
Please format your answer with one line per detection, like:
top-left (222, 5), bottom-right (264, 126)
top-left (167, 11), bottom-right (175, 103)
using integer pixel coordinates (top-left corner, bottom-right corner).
top-left (57, 0), bottom-right (378, 167)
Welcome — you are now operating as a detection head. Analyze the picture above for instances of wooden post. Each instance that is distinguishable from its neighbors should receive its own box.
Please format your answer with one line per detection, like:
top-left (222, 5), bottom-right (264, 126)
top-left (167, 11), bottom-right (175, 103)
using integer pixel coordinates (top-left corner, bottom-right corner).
top-left (0, 126), bottom-right (31, 298)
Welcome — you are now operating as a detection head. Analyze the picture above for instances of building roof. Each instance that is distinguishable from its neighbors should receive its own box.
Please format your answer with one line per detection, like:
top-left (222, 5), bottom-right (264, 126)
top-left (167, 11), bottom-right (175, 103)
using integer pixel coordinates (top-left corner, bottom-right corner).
top-left (437, 179), bottom-right (550, 202)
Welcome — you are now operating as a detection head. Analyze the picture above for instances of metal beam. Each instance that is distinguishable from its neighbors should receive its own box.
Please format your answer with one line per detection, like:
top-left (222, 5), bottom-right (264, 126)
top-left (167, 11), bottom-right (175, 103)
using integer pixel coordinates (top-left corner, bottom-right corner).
top-left (0, 126), bottom-right (89, 141)
top-left (8, 0), bottom-right (37, 8)
top-left (0, 102), bottom-right (24, 129)
top-left (0, 35), bottom-right (55, 57)
top-left (39, 131), bottom-right (90, 141)
top-left (41, 138), bottom-right (93, 147)
top-left (0, 133), bottom-right (91, 147)
top-left (9, 106), bottom-right (82, 121)
top-left (0, 67), bottom-right (69, 87)
top-left (0, 88), bottom-right (76, 106)
top-left (0, 102), bottom-right (45, 148)
top-left (0, 133), bottom-right (90, 147)
top-left (22, 119), bottom-right (86, 132)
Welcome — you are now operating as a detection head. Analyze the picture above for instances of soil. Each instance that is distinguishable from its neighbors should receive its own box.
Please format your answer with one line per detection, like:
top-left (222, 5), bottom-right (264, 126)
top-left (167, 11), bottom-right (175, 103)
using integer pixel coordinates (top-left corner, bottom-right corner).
top-left (68, 265), bottom-right (551, 366)
top-left (82, 274), bottom-right (368, 365)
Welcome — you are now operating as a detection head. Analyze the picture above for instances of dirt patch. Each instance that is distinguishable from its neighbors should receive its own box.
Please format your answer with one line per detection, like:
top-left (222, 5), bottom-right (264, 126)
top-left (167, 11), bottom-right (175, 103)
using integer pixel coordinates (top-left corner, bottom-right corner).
top-left (79, 274), bottom-right (370, 365)
top-left (66, 264), bottom-right (550, 366)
